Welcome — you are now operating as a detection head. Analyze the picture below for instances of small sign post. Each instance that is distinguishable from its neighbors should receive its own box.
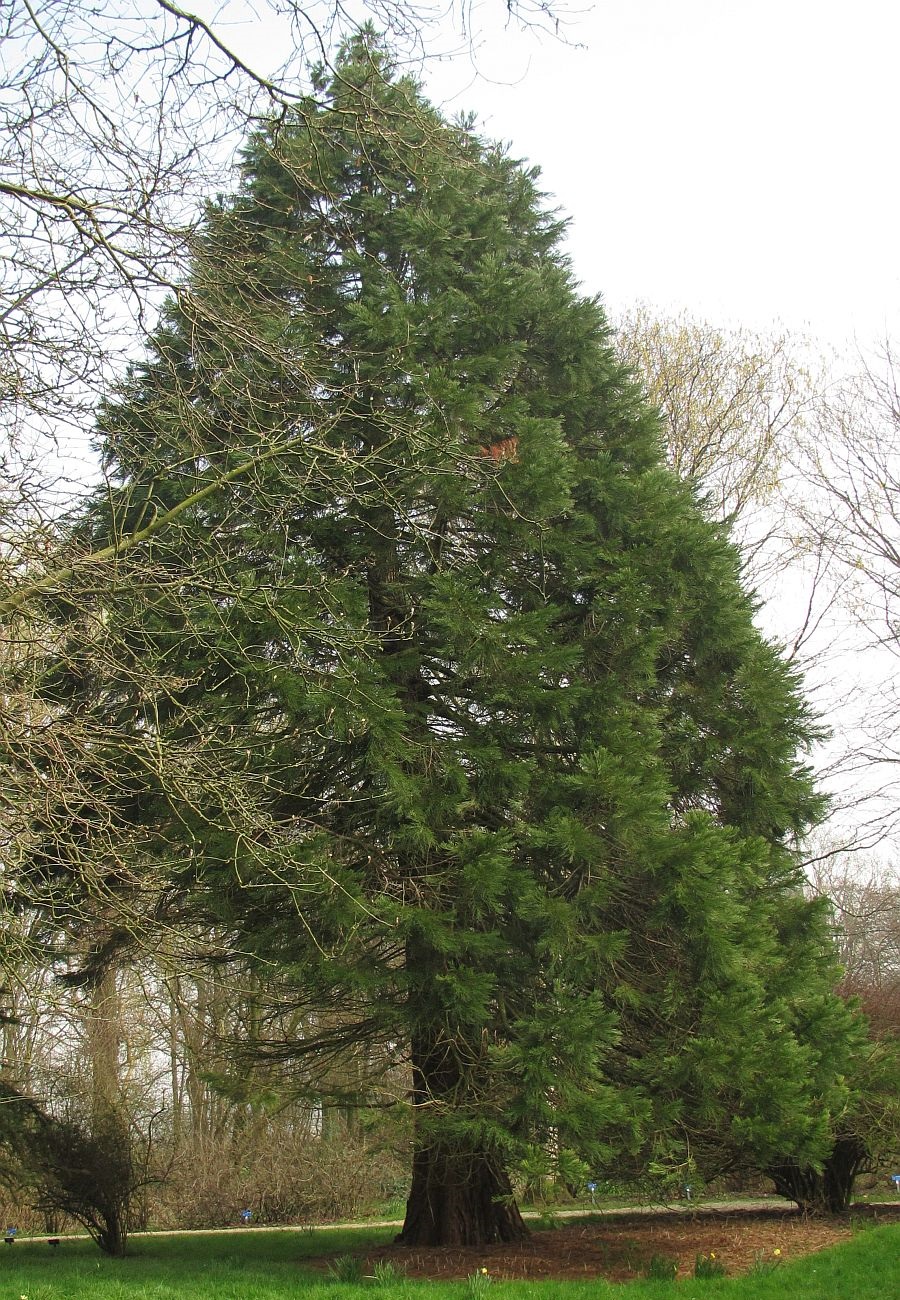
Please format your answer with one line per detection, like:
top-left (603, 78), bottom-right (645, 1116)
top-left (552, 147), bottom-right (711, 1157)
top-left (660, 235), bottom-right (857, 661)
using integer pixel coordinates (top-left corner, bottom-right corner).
top-left (587, 1180), bottom-right (597, 1207)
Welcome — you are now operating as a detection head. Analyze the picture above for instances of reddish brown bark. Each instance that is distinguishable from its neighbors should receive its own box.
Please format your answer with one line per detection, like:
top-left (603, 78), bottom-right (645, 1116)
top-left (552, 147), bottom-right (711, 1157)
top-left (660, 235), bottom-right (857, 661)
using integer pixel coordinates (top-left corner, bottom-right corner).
top-left (395, 1027), bottom-right (528, 1247)
top-left (396, 1141), bottom-right (529, 1246)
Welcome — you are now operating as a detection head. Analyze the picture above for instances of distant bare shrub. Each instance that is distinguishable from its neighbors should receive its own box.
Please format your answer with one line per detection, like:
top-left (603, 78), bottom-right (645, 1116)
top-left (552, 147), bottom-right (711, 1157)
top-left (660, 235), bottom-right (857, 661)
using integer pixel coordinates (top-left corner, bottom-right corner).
top-left (150, 1126), bottom-right (406, 1229)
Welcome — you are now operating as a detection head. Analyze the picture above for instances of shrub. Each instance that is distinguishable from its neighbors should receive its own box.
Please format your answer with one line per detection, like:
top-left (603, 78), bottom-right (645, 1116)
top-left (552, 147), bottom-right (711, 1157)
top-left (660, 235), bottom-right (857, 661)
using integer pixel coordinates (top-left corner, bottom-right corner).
top-left (151, 1126), bottom-right (404, 1229)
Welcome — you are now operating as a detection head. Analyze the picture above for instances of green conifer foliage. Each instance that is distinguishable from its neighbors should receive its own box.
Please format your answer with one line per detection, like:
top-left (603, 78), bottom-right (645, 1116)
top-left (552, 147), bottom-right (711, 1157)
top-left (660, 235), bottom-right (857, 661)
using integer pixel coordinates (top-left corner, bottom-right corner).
top-left (42, 34), bottom-right (860, 1244)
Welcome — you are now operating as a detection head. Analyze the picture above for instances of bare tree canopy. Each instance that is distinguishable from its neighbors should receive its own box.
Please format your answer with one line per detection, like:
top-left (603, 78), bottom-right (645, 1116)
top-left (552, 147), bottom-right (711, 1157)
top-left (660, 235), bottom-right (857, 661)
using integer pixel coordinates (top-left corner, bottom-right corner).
top-left (0, 0), bottom-right (579, 623)
top-left (1, 0), bottom-right (573, 323)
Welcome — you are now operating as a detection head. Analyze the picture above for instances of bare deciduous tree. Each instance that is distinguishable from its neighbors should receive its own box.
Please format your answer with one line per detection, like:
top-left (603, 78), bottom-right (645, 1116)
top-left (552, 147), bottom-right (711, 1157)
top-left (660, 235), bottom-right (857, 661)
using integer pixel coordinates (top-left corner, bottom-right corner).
top-left (614, 305), bottom-right (816, 545)
top-left (2, 1), bottom-right (571, 440)
top-left (807, 851), bottom-right (900, 1034)
top-left (790, 346), bottom-right (900, 845)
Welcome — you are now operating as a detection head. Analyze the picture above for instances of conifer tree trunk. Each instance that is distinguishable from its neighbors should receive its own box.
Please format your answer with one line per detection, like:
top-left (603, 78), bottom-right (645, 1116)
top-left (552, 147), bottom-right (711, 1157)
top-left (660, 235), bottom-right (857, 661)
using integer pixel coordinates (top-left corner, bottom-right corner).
top-left (396, 1030), bottom-right (528, 1246)
top-left (366, 532), bottom-right (528, 1246)
top-left (769, 1133), bottom-right (868, 1214)
top-left (398, 1137), bottom-right (528, 1246)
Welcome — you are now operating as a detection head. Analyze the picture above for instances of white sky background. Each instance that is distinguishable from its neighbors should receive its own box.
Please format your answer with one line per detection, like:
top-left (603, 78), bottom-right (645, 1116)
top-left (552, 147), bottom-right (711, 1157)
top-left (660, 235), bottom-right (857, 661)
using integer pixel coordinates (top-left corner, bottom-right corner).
top-left (419, 0), bottom-right (900, 351)
top-left (205, 0), bottom-right (900, 350)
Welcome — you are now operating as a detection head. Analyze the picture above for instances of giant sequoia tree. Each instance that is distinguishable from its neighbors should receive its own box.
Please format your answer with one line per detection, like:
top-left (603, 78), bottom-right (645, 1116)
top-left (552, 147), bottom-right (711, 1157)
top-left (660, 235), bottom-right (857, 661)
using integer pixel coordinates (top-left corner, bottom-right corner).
top-left (28, 35), bottom-right (861, 1245)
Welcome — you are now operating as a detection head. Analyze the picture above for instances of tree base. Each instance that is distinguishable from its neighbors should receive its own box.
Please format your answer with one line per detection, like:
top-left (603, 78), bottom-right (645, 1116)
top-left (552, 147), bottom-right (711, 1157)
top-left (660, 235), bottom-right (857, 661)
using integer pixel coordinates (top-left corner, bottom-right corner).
top-left (396, 1144), bottom-right (529, 1247)
top-left (769, 1134), bottom-right (868, 1214)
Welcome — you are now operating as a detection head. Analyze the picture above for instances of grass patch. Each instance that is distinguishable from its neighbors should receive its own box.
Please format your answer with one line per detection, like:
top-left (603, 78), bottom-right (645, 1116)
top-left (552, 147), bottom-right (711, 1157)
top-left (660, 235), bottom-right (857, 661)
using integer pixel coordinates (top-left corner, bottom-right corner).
top-left (0, 1223), bottom-right (895, 1300)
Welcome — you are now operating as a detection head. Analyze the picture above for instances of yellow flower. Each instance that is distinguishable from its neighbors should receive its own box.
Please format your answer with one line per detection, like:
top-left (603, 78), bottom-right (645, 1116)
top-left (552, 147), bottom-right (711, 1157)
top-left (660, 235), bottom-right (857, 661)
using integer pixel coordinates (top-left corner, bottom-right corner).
top-left (481, 1267), bottom-right (489, 1274)
top-left (774, 1248), bottom-right (782, 1257)
top-left (709, 1253), bottom-right (715, 1259)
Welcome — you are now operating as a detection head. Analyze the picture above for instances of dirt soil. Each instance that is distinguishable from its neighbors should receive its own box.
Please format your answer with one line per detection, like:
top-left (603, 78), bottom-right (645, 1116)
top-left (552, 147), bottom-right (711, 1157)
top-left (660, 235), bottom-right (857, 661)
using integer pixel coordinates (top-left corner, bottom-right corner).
top-left (327, 1204), bottom-right (899, 1283)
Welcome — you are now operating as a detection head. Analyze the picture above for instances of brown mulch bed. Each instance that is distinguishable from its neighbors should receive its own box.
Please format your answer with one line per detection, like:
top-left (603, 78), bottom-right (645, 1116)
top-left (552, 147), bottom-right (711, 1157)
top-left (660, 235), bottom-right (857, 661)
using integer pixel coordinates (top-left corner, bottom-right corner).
top-left (316, 1204), bottom-right (900, 1283)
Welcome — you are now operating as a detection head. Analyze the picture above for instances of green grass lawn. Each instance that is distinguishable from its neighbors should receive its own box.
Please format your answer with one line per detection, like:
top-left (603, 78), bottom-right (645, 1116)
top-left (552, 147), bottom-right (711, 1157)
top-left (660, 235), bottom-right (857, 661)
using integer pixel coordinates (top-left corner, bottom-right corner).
top-left (0, 1223), bottom-right (896, 1300)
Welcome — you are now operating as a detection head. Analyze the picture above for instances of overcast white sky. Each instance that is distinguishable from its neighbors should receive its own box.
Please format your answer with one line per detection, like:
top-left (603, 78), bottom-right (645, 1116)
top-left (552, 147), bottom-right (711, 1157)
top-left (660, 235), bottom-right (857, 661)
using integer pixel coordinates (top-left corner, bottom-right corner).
top-left (206, 0), bottom-right (899, 348)
top-left (417, 0), bottom-right (900, 351)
